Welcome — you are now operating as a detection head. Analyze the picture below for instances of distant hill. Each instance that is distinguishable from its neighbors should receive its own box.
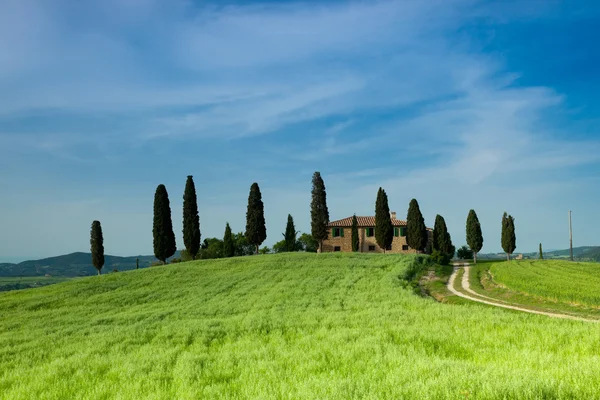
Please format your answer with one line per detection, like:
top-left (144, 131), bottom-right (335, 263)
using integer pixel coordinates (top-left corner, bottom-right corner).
top-left (0, 251), bottom-right (181, 278)
top-left (478, 246), bottom-right (600, 261)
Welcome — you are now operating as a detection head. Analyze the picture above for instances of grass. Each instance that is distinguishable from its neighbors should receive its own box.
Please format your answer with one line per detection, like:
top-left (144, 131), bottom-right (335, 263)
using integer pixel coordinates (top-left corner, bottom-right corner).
top-left (490, 260), bottom-right (600, 306)
top-left (464, 260), bottom-right (600, 319)
top-left (0, 276), bottom-right (70, 292)
top-left (2, 253), bottom-right (600, 399)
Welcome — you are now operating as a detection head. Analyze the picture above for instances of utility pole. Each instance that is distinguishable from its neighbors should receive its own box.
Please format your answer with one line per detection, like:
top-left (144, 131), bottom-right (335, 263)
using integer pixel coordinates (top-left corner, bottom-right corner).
top-left (569, 210), bottom-right (573, 261)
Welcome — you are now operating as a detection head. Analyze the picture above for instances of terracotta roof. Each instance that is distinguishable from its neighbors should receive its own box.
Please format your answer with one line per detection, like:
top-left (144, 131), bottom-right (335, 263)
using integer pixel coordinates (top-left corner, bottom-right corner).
top-left (329, 216), bottom-right (407, 227)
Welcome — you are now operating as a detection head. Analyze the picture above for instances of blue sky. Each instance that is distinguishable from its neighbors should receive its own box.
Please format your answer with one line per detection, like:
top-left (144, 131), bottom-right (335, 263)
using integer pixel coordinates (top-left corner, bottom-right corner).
top-left (1, 0), bottom-right (600, 261)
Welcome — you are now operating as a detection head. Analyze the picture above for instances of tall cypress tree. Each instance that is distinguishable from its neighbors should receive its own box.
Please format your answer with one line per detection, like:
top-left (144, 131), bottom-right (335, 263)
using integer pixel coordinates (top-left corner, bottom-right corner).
top-left (182, 175), bottom-right (201, 260)
top-left (153, 184), bottom-right (177, 264)
top-left (466, 209), bottom-right (484, 264)
top-left (406, 199), bottom-right (428, 253)
top-left (502, 212), bottom-right (517, 261)
top-left (539, 243), bottom-right (543, 260)
top-left (351, 214), bottom-right (359, 252)
top-left (245, 182), bottom-right (267, 255)
top-left (90, 220), bottom-right (104, 276)
top-left (223, 223), bottom-right (234, 258)
top-left (310, 172), bottom-right (329, 253)
top-left (375, 188), bottom-right (393, 253)
top-left (433, 214), bottom-right (455, 258)
top-left (284, 214), bottom-right (297, 252)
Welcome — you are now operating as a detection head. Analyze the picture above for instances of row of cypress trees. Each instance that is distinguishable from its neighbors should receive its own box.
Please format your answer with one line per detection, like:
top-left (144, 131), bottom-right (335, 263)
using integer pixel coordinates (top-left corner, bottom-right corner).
top-left (90, 172), bottom-right (518, 273)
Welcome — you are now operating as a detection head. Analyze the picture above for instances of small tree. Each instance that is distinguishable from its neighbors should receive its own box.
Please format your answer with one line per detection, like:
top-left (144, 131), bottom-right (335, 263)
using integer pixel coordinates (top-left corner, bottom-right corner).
top-left (245, 182), bottom-right (267, 254)
top-left (539, 243), bottom-right (543, 260)
top-left (406, 199), bottom-right (428, 253)
top-left (351, 214), bottom-right (360, 252)
top-left (466, 210), bottom-right (484, 264)
top-left (90, 220), bottom-right (104, 276)
top-left (259, 246), bottom-right (271, 255)
top-left (153, 184), bottom-right (177, 264)
top-left (375, 188), bottom-right (393, 253)
top-left (136, 258), bottom-right (139, 269)
top-left (298, 233), bottom-right (319, 253)
top-left (182, 175), bottom-right (201, 260)
top-left (433, 215), bottom-right (455, 258)
top-left (199, 238), bottom-right (224, 259)
top-left (223, 223), bottom-right (235, 258)
top-left (456, 245), bottom-right (474, 260)
top-left (284, 214), bottom-right (297, 252)
top-left (310, 172), bottom-right (330, 253)
top-left (502, 212), bottom-right (517, 261)
top-left (233, 232), bottom-right (255, 256)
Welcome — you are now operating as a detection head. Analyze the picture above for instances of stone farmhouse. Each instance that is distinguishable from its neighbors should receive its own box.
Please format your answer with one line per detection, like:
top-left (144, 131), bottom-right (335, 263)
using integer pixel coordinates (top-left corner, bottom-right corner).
top-left (322, 212), bottom-right (432, 253)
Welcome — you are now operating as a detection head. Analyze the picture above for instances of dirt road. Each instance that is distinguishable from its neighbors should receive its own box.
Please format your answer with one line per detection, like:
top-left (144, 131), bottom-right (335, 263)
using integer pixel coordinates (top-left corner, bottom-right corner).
top-left (447, 265), bottom-right (597, 323)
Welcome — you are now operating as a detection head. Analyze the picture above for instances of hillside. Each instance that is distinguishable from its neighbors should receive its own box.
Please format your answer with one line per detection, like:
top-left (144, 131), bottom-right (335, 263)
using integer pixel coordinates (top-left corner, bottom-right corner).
top-left (0, 251), bottom-right (180, 278)
top-left (1, 253), bottom-right (600, 399)
top-left (478, 246), bottom-right (600, 261)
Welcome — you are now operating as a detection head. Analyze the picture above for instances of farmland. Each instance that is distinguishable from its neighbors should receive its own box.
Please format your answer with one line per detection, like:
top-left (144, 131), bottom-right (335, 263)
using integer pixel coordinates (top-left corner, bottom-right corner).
top-left (2, 253), bottom-right (600, 399)
top-left (489, 260), bottom-right (600, 306)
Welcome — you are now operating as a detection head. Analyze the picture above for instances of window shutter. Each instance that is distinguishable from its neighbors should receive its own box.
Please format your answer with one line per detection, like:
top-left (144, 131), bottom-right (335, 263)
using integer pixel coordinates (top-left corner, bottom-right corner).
top-left (341, 228), bottom-right (344, 237)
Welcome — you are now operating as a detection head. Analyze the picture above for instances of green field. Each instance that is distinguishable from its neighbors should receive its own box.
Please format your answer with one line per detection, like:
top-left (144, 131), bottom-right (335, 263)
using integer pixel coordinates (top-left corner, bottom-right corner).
top-left (489, 260), bottom-right (600, 306)
top-left (2, 253), bottom-right (600, 399)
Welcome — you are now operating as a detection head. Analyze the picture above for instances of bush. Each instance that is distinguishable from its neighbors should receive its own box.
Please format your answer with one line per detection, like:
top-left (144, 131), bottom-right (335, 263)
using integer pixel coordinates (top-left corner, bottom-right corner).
top-left (430, 250), bottom-right (451, 266)
top-left (456, 245), bottom-right (474, 260)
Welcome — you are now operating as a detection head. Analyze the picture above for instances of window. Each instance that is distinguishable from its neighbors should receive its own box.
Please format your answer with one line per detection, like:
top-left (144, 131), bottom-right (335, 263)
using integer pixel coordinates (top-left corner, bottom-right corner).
top-left (334, 246), bottom-right (341, 252)
top-left (400, 227), bottom-right (407, 237)
top-left (366, 227), bottom-right (374, 237)
top-left (402, 245), bottom-right (409, 251)
top-left (368, 245), bottom-right (376, 251)
top-left (332, 228), bottom-right (344, 238)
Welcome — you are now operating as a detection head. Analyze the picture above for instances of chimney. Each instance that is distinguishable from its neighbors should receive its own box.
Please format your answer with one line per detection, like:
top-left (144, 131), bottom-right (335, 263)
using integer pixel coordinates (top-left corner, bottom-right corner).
top-left (390, 211), bottom-right (397, 220)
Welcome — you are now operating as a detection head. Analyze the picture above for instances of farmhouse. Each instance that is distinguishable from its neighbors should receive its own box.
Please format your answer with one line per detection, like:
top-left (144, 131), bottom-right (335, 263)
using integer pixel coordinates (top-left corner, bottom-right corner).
top-left (322, 212), bottom-right (432, 253)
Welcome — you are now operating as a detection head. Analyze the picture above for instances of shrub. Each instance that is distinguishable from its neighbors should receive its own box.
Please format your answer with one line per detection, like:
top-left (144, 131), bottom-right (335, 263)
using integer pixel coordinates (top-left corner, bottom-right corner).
top-left (430, 249), bottom-right (451, 266)
top-left (456, 245), bottom-right (474, 260)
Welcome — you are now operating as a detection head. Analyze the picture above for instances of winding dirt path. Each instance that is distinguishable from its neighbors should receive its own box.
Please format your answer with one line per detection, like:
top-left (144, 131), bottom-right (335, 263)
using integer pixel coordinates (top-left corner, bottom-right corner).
top-left (447, 265), bottom-right (598, 323)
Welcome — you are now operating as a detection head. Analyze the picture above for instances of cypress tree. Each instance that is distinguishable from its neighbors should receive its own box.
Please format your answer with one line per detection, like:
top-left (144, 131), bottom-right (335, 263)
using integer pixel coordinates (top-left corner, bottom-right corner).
top-left (351, 214), bottom-right (359, 252)
top-left (136, 258), bottom-right (139, 269)
top-left (153, 184), bottom-right (177, 264)
top-left (310, 172), bottom-right (329, 253)
top-left (284, 214), bottom-right (297, 252)
top-left (90, 220), bottom-right (104, 276)
top-left (182, 175), bottom-right (201, 260)
top-left (406, 199), bottom-right (428, 253)
top-left (502, 212), bottom-right (517, 261)
top-left (375, 188), bottom-right (393, 253)
top-left (223, 223), bottom-right (235, 258)
top-left (245, 182), bottom-right (267, 255)
top-left (539, 243), bottom-right (543, 260)
top-left (433, 214), bottom-right (455, 258)
top-left (466, 209), bottom-right (484, 264)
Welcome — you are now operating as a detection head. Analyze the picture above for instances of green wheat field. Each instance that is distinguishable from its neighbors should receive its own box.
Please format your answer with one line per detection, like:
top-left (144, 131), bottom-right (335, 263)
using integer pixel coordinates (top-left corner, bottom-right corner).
top-left (489, 260), bottom-right (600, 306)
top-left (1, 253), bottom-right (600, 399)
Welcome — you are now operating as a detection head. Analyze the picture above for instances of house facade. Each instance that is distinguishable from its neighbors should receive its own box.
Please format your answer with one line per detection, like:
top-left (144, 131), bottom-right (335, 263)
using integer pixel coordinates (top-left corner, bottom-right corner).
top-left (322, 212), bottom-right (432, 254)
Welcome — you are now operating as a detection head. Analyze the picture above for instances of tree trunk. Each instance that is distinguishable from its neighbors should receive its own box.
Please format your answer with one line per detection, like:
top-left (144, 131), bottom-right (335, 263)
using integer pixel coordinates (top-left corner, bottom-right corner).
top-left (318, 240), bottom-right (323, 253)
top-left (256, 244), bottom-right (259, 255)
top-left (97, 270), bottom-right (101, 276)
top-left (507, 253), bottom-right (510, 261)
top-left (474, 252), bottom-right (477, 264)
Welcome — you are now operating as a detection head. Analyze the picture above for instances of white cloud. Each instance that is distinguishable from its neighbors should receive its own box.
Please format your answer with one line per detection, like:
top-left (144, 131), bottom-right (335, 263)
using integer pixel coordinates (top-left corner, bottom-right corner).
top-left (0, 0), bottom-right (599, 257)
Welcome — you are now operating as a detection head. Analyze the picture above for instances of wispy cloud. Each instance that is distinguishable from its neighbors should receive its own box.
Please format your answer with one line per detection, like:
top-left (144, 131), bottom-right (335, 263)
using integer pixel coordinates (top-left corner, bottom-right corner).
top-left (0, 0), bottom-right (599, 257)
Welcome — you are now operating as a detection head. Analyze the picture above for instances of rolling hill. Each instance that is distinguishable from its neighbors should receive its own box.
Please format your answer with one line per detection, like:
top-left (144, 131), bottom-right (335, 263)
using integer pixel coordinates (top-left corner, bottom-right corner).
top-left (0, 251), bottom-right (180, 278)
top-left (1, 253), bottom-right (600, 399)
top-left (479, 246), bottom-right (600, 261)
